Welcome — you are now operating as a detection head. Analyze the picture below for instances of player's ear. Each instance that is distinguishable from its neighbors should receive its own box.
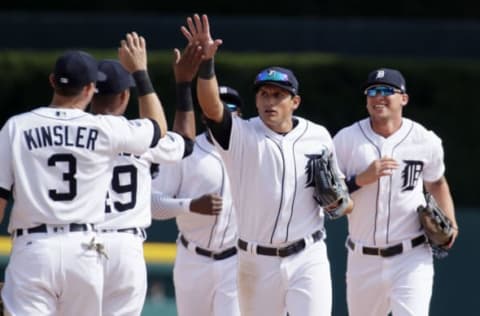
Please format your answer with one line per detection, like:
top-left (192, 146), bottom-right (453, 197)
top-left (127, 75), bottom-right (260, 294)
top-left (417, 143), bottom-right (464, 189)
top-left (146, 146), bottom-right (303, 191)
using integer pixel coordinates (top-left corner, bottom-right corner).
top-left (84, 82), bottom-right (96, 96)
top-left (292, 95), bottom-right (301, 110)
top-left (48, 73), bottom-right (56, 88)
top-left (401, 93), bottom-right (409, 106)
top-left (119, 89), bottom-right (130, 106)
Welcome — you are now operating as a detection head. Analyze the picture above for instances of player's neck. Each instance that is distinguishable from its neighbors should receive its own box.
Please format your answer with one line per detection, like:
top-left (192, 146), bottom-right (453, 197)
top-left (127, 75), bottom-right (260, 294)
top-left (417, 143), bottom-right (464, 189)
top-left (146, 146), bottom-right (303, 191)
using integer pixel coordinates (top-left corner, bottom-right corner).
top-left (266, 118), bottom-right (298, 135)
top-left (370, 118), bottom-right (403, 138)
top-left (50, 95), bottom-right (89, 111)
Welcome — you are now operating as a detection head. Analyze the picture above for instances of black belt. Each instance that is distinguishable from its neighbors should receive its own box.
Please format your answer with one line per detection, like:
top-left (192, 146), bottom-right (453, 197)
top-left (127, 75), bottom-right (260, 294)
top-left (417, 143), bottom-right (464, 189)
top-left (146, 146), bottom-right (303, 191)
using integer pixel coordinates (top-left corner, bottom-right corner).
top-left (14, 223), bottom-right (95, 237)
top-left (347, 235), bottom-right (426, 258)
top-left (99, 227), bottom-right (146, 238)
top-left (180, 235), bottom-right (237, 260)
top-left (237, 230), bottom-right (323, 258)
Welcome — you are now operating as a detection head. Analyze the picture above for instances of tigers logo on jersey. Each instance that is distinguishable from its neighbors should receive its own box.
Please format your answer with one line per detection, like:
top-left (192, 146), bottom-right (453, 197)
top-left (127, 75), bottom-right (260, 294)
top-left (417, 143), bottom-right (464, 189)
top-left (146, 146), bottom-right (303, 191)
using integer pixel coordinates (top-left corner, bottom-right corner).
top-left (401, 160), bottom-right (424, 192)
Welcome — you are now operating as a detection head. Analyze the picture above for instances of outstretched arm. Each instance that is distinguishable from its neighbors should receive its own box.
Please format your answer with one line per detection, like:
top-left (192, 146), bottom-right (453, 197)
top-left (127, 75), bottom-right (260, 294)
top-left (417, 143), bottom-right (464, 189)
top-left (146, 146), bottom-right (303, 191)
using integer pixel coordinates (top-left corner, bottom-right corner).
top-left (172, 42), bottom-right (203, 141)
top-left (181, 14), bottom-right (224, 123)
top-left (119, 32), bottom-right (168, 137)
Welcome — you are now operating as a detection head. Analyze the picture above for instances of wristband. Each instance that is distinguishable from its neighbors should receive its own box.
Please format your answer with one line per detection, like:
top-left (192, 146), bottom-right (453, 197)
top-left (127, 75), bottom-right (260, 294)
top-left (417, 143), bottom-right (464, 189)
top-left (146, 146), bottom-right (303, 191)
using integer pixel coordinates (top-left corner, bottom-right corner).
top-left (175, 82), bottom-right (193, 111)
top-left (132, 70), bottom-right (155, 96)
top-left (198, 58), bottom-right (215, 79)
top-left (346, 175), bottom-right (361, 193)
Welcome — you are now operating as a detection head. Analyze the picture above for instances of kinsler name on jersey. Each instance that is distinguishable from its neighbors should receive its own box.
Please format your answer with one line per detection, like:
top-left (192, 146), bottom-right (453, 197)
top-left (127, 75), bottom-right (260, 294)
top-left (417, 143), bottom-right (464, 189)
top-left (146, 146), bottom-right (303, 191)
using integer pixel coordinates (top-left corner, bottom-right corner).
top-left (23, 125), bottom-right (99, 151)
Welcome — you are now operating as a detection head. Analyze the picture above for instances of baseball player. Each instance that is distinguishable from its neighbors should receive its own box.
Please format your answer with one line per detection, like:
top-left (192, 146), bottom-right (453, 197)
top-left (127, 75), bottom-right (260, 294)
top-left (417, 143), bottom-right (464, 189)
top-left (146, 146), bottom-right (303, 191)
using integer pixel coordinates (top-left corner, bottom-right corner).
top-left (0, 32), bottom-right (167, 316)
top-left (151, 85), bottom-right (243, 316)
top-left (90, 43), bottom-right (199, 316)
top-left (181, 14), bottom-right (353, 316)
top-left (333, 68), bottom-right (458, 316)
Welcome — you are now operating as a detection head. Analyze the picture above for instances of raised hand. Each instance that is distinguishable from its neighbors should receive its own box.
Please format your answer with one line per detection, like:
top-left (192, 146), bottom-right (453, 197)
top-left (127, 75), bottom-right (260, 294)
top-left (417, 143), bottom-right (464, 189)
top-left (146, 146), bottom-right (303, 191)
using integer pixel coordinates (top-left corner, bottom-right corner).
top-left (181, 14), bottom-right (223, 60)
top-left (190, 193), bottom-right (223, 215)
top-left (173, 42), bottom-right (204, 83)
top-left (118, 32), bottom-right (148, 73)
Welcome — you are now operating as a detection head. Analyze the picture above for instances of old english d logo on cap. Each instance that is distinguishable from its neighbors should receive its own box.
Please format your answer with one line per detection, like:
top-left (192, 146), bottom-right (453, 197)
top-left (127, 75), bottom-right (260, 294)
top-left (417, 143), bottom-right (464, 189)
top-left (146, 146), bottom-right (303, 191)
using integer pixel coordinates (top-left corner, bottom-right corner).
top-left (376, 70), bottom-right (385, 79)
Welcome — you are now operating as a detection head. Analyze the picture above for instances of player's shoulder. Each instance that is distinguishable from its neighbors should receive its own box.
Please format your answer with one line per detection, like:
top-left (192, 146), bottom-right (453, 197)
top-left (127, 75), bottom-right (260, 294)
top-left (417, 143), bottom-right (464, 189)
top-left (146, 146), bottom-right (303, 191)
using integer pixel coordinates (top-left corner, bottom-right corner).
top-left (334, 118), bottom-right (366, 140)
top-left (297, 116), bottom-right (331, 136)
top-left (407, 118), bottom-right (442, 145)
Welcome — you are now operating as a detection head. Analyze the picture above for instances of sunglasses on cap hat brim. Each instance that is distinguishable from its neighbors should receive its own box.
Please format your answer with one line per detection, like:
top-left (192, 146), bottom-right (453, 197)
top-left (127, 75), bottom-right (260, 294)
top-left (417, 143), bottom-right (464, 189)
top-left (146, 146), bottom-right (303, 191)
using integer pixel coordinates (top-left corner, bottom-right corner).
top-left (364, 85), bottom-right (403, 97)
top-left (254, 69), bottom-right (297, 94)
top-left (225, 103), bottom-right (239, 112)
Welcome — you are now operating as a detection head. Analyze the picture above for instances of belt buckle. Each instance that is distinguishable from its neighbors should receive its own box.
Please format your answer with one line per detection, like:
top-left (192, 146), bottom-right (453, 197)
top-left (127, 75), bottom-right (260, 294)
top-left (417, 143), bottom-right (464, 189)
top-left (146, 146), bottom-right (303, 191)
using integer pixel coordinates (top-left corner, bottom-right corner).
top-left (377, 248), bottom-right (382, 256)
top-left (276, 247), bottom-right (281, 257)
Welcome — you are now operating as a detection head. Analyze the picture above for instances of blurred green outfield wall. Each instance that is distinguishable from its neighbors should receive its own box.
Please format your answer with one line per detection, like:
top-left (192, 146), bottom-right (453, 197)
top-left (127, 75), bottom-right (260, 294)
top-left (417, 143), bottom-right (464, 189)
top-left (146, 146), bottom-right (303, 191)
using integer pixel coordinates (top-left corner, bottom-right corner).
top-left (0, 51), bottom-right (478, 206)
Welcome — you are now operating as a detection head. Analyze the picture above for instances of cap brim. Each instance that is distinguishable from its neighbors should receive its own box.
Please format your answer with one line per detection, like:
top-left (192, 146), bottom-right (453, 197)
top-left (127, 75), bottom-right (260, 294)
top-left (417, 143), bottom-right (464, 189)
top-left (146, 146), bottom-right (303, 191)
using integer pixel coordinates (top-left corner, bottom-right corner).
top-left (363, 81), bottom-right (404, 92)
top-left (254, 81), bottom-right (296, 95)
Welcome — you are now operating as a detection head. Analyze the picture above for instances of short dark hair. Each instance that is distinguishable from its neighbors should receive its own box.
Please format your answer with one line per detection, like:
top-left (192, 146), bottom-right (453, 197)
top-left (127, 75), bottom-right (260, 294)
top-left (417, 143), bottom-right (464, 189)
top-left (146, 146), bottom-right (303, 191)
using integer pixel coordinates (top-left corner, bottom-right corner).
top-left (53, 85), bottom-right (84, 97)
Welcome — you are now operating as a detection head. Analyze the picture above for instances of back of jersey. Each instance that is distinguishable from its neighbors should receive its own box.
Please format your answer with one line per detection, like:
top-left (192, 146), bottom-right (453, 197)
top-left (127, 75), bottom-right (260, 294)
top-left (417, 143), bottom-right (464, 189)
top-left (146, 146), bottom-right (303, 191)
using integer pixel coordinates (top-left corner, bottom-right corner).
top-left (0, 107), bottom-right (155, 232)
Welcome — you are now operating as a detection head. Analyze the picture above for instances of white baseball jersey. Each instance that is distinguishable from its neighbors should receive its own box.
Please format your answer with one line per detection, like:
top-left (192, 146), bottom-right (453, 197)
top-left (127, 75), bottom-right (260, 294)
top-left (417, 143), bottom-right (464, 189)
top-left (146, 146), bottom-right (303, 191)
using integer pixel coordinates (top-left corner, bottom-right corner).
top-left (334, 117), bottom-right (445, 246)
top-left (151, 132), bottom-right (240, 316)
top-left (152, 132), bottom-right (237, 250)
top-left (0, 107), bottom-right (157, 232)
top-left (212, 116), bottom-right (339, 245)
top-left (97, 131), bottom-right (185, 230)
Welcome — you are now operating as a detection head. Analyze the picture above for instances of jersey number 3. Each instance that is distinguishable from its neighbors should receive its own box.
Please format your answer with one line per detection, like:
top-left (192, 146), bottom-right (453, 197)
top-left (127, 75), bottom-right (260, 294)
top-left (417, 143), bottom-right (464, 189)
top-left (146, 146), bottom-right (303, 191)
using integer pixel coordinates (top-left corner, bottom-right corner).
top-left (48, 153), bottom-right (77, 201)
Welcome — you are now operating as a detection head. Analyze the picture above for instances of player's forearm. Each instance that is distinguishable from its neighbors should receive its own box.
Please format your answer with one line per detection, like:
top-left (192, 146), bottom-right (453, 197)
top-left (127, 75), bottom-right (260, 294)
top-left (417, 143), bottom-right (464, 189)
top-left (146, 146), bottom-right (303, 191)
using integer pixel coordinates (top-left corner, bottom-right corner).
top-left (133, 70), bottom-right (168, 137)
top-left (151, 193), bottom-right (191, 220)
top-left (173, 82), bottom-right (196, 140)
top-left (138, 94), bottom-right (167, 138)
top-left (196, 59), bottom-right (224, 122)
top-left (425, 177), bottom-right (457, 228)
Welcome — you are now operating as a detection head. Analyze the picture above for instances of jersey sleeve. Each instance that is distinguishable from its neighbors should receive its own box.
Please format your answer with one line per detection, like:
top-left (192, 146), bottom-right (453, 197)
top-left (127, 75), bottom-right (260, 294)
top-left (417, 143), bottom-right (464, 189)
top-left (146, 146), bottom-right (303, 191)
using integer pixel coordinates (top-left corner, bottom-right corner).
top-left (0, 120), bottom-right (14, 196)
top-left (101, 115), bottom-right (158, 156)
top-left (332, 128), bottom-right (350, 176)
top-left (151, 192), bottom-right (191, 220)
top-left (151, 160), bottom-right (190, 219)
top-left (144, 132), bottom-right (186, 164)
top-left (423, 131), bottom-right (445, 182)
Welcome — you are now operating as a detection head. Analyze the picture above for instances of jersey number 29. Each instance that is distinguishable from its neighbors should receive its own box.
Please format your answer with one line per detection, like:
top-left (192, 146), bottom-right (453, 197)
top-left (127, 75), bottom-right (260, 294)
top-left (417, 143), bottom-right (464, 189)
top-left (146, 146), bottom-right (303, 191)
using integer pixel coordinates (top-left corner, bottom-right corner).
top-left (106, 164), bottom-right (138, 213)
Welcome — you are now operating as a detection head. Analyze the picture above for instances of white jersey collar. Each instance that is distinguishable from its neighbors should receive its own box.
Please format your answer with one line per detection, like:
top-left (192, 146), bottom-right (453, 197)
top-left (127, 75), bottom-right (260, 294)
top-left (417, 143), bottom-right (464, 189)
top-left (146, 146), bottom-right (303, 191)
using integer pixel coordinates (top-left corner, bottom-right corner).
top-left (33, 106), bottom-right (88, 120)
top-left (256, 116), bottom-right (307, 141)
top-left (361, 117), bottom-right (413, 146)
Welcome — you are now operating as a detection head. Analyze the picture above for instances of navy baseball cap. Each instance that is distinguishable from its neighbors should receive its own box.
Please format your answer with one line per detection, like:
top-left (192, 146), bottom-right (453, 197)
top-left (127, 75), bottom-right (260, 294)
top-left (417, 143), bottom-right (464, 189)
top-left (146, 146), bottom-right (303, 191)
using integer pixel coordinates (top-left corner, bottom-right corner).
top-left (253, 66), bottom-right (299, 95)
top-left (53, 50), bottom-right (106, 88)
top-left (96, 60), bottom-right (135, 95)
top-left (219, 86), bottom-right (243, 111)
top-left (364, 68), bottom-right (406, 92)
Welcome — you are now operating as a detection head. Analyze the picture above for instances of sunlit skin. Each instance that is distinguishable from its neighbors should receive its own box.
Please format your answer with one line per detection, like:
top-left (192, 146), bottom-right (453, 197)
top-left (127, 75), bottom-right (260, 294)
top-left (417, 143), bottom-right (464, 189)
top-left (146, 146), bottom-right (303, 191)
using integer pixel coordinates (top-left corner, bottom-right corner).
top-left (255, 84), bottom-right (301, 134)
top-left (366, 84), bottom-right (409, 138)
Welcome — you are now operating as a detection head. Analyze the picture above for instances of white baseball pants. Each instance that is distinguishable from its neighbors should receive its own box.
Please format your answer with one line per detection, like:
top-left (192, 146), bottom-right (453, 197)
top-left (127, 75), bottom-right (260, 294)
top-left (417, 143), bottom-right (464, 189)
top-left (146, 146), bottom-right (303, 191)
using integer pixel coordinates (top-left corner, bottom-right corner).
top-left (237, 240), bottom-right (332, 316)
top-left (173, 242), bottom-right (240, 316)
top-left (347, 242), bottom-right (433, 316)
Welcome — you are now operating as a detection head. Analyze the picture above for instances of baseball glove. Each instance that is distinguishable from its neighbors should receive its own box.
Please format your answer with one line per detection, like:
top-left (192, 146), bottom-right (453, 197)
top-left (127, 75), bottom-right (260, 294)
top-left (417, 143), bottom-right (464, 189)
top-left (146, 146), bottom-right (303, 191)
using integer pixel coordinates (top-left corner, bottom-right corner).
top-left (312, 150), bottom-right (350, 220)
top-left (417, 193), bottom-right (454, 258)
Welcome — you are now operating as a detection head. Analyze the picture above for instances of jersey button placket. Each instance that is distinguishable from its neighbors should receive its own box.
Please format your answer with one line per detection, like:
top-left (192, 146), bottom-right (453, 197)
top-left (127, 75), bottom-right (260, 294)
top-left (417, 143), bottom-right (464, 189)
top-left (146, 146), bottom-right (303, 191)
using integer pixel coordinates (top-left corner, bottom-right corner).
top-left (277, 139), bottom-right (294, 243)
